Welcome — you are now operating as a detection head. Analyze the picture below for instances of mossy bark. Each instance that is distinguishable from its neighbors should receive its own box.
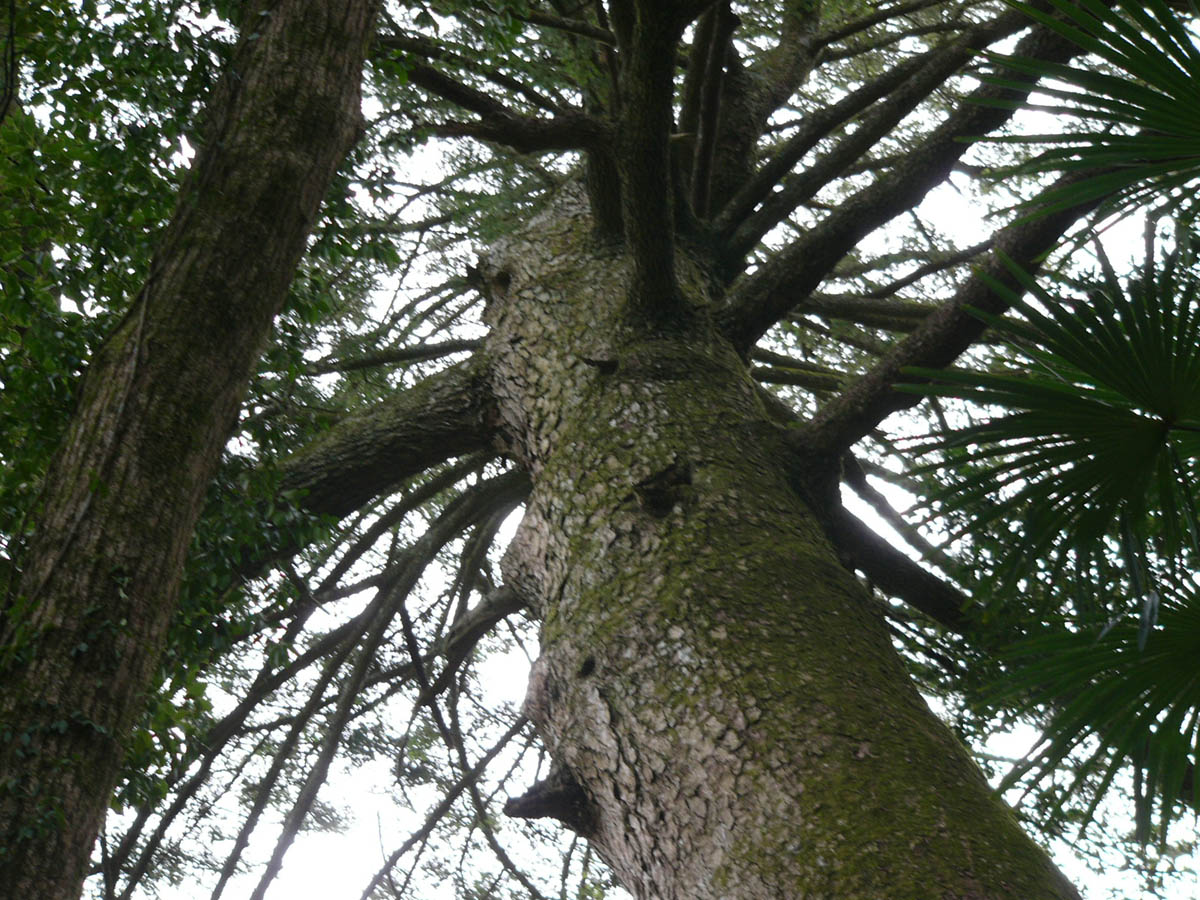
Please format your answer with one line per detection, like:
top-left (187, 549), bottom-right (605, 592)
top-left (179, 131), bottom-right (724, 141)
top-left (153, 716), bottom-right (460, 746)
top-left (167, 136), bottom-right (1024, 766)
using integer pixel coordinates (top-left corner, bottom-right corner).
top-left (0, 3), bottom-right (377, 896)
top-left (487, 188), bottom-right (1080, 899)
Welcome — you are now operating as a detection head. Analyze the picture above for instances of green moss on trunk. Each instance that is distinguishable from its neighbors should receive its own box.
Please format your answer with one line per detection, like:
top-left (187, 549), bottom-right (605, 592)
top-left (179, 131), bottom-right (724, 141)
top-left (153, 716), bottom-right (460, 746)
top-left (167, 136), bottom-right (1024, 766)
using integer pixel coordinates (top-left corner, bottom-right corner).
top-left (487, 190), bottom-right (1080, 899)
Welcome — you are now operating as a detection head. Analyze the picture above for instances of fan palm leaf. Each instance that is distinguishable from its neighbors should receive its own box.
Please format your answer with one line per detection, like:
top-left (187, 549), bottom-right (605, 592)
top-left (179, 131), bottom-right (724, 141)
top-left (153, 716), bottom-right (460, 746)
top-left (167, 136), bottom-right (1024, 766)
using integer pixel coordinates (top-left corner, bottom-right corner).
top-left (987, 0), bottom-right (1200, 220)
top-left (906, 249), bottom-right (1200, 601)
top-left (903, 238), bottom-right (1200, 842)
top-left (993, 579), bottom-right (1200, 843)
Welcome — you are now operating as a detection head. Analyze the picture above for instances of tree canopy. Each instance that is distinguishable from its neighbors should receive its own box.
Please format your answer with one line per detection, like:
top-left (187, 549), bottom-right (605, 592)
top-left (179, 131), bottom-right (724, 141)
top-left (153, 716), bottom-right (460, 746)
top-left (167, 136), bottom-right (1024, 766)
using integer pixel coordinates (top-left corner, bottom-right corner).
top-left (1, 1), bottom-right (1198, 898)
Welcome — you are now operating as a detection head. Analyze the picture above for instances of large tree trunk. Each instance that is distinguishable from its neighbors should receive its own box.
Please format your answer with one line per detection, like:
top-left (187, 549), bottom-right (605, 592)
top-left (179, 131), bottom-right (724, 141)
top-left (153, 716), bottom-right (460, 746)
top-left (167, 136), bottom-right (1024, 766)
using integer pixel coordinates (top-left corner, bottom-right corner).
top-left (0, 3), bottom-right (377, 896)
top-left (490, 188), bottom-right (1081, 898)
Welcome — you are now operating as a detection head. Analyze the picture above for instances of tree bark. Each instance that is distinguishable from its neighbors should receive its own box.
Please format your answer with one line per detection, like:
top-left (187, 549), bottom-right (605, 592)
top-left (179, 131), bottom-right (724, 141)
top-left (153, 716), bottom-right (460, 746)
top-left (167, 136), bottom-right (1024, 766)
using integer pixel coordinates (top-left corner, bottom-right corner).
top-left (489, 187), bottom-right (1081, 899)
top-left (0, 2), bottom-right (377, 896)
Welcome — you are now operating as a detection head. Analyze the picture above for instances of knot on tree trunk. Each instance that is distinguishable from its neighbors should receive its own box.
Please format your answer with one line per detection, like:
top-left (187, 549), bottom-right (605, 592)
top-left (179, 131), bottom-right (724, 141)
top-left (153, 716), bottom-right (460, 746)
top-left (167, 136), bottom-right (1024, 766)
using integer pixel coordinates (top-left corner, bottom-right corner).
top-left (634, 458), bottom-right (693, 518)
top-left (503, 764), bottom-right (597, 837)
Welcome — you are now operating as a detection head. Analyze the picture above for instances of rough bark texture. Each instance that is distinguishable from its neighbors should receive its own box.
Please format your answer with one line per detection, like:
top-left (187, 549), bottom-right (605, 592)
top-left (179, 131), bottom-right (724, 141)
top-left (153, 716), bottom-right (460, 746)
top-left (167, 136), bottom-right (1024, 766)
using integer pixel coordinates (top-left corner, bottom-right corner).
top-left (488, 188), bottom-right (1081, 899)
top-left (0, 3), bottom-right (377, 896)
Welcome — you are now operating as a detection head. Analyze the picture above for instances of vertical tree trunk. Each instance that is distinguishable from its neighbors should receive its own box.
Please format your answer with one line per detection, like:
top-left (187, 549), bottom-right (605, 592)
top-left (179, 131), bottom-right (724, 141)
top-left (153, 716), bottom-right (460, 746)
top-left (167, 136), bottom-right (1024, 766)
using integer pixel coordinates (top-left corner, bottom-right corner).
top-left (490, 190), bottom-right (1081, 899)
top-left (0, 3), bottom-right (377, 896)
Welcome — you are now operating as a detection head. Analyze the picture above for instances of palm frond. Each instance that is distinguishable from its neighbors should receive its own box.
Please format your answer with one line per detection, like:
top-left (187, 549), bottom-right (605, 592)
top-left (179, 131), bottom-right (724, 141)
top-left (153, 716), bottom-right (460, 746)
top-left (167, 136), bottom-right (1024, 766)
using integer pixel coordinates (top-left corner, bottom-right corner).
top-left (993, 577), bottom-right (1200, 843)
top-left (902, 233), bottom-right (1200, 842)
top-left (989, 0), bottom-right (1200, 221)
top-left (904, 246), bottom-right (1200, 598)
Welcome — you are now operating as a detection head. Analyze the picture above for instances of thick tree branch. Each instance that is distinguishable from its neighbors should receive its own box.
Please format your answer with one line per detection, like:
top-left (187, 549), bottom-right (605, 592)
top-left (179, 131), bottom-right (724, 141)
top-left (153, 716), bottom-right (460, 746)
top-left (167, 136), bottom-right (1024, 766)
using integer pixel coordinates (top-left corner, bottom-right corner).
top-left (750, 347), bottom-right (845, 392)
top-left (615, 7), bottom-right (690, 325)
top-left (685, 0), bottom-right (823, 215)
top-left (378, 31), bottom-right (564, 114)
top-left (821, 20), bottom-right (971, 63)
top-left (752, 364), bottom-right (844, 393)
top-left (796, 175), bottom-right (1106, 460)
top-left (406, 61), bottom-right (611, 153)
top-left (652, 0), bottom-right (721, 27)
top-left (427, 117), bottom-right (609, 153)
top-left (802, 294), bottom-right (939, 331)
top-left (280, 357), bottom-right (498, 519)
top-left (842, 454), bottom-right (952, 570)
top-left (739, 0), bottom-right (824, 131)
top-left (690, 2), bottom-right (736, 219)
top-left (759, 382), bottom-right (968, 632)
top-left (520, 9), bottom-right (615, 44)
top-left (712, 47), bottom-right (935, 237)
top-left (723, 8), bottom-right (1030, 254)
top-left (826, 502), bottom-right (969, 633)
top-left (677, 8), bottom-right (715, 145)
top-left (717, 17), bottom-right (1086, 350)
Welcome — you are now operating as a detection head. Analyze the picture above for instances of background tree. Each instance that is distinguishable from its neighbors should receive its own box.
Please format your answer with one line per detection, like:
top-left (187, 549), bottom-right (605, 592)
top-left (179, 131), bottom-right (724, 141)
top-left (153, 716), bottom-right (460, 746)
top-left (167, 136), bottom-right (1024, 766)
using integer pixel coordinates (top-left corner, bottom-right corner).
top-left (1, 1), bottom-right (1196, 899)
top-left (0, 1), bottom-right (380, 896)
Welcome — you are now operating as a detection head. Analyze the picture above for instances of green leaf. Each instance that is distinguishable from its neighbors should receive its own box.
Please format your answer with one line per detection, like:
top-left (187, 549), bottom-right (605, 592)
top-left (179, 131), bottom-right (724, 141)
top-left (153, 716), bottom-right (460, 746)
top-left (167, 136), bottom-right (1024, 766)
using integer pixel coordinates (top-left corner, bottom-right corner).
top-left (904, 243), bottom-right (1200, 589)
top-left (987, 0), bottom-right (1200, 222)
top-left (992, 575), bottom-right (1200, 842)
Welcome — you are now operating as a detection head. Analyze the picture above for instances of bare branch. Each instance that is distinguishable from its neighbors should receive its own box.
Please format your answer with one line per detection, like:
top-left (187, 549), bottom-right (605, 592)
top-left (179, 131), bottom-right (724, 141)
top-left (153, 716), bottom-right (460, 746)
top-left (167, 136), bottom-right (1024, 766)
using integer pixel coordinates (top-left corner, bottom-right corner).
top-left (862, 238), bottom-right (993, 299)
top-left (113, 470), bottom-right (528, 898)
top-left (225, 469), bottom-right (528, 900)
top-left (359, 716), bottom-right (531, 900)
top-left (718, 16), bottom-right (1087, 350)
top-left (304, 338), bottom-right (480, 376)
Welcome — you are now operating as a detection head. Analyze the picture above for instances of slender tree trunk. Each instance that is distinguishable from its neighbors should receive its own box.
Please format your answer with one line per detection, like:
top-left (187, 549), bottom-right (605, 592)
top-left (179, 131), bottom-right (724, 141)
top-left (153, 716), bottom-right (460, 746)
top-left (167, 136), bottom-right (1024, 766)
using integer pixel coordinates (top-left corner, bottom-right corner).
top-left (491, 189), bottom-right (1081, 899)
top-left (0, 3), bottom-right (377, 896)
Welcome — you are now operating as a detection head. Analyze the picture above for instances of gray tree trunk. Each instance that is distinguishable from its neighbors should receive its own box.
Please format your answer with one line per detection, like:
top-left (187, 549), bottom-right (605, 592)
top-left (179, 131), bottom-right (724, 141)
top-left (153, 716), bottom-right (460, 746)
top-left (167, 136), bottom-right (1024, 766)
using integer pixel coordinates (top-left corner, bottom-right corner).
top-left (491, 188), bottom-right (1081, 899)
